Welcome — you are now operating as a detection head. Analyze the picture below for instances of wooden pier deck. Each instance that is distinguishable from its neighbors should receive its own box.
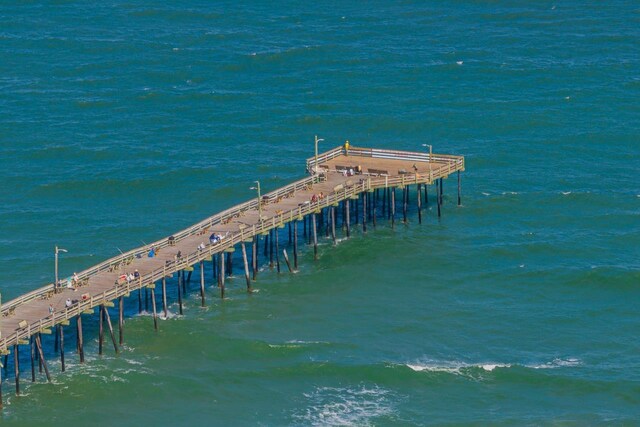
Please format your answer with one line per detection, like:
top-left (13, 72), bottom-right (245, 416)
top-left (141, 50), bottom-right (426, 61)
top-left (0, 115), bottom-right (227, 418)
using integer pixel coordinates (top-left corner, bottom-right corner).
top-left (0, 145), bottom-right (464, 402)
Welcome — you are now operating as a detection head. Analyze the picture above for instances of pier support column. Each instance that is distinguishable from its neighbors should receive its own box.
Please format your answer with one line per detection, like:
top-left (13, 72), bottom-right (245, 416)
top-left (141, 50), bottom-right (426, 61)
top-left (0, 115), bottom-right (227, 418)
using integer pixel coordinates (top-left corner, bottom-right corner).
top-left (119, 296), bottom-right (124, 345)
top-left (331, 206), bottom-right (336, 245)
top-left (138, 287), bottom-right (142, 314)
top-left (345, 200), bottom-right (351, 238)
top-left (373, 190), bottom-right (378, 228)
top-left (269, 230), bottom-right (274, 268)
top-left (145, 287), bottom-right (149, 313)
top-left (76, 315), bottom-right (84, 363)
top-left (417, 184), bottom-right (422, 224)
top-left (403, 187), bottom-right (408, 223)
top-left (312, 213), bottom-right (318, 260)
top-left (293, 220), bottom-right (299, 269)
top-left (241, 242), bottom-right (252, 292)
top-left (425, 183), bottom-right (429, 207)
top-left (355, 195), bottom-right (359, 225)
top-left (288, 222), bottom-right (292, 245)
top-left (30, 336), bottom-right (35, 382)
top-left (99, 305), bottom-right (104, 355)
top-left (35, 334), bottom-right (50, 382)
top-left (219, 252), bottom-right (225, 299)
top-left (151, 287), bottom-right (158, 331)
top-left (275, 229), bottom-right (281, 273)
top-left (226, 251), bottom-right (233, 277)
top-left (103, 306), bottom-right (119, 354)
top-left (252, 236), bottom-right (258, 280)
top-left (200, 260), bottom-right (206, 307)
top-left (382, 187), bottom-right (387, 216)
top-left (457, 171), bottom-right (461, 206)
top-left (177, 270), bottom-right (184, 315)
top-left (212, 253), bottom-right (217, 281)
top-left (391, 188), bottom-right (396, 228)
top-left (59, 324), bottom-right (65, 372)
top-left (162, 278), bottom-right (168, 318)
top-left (436, 180), bottom-right (441, 218)
top-left (14, 345), bottom-right (20, 396)
top-left (362, 192), bottom-right (367, 233)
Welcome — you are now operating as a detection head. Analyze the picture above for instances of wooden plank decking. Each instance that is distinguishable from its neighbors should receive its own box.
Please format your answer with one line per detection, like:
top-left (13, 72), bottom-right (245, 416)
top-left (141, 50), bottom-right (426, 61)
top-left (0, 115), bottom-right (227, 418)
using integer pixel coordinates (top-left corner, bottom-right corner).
top-left (0, 146), bottom-right (464, 354)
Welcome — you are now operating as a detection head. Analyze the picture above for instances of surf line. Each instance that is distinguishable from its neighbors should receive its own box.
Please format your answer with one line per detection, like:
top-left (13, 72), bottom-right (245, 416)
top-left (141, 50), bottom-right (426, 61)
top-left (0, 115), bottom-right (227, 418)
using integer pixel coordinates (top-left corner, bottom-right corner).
top-left (0, 142), bottom-right (464, 406)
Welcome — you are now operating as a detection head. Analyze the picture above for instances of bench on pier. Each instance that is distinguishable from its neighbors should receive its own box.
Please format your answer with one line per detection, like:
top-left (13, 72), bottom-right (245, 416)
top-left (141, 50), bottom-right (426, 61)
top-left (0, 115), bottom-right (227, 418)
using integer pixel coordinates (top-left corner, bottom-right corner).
top-left (18, 320), bottom-right (28, 329)
top-left (367, 168), bottom-right (388, 176)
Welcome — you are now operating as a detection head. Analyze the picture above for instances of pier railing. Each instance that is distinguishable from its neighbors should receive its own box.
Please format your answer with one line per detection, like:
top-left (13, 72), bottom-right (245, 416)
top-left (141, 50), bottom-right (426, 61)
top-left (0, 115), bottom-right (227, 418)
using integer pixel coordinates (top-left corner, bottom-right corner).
top-left (0, 153), bottom-right (464, 351)
top-left (0, 174), bottom-right (324, 319)
top-left (306, 146), bottom-right (464, 173)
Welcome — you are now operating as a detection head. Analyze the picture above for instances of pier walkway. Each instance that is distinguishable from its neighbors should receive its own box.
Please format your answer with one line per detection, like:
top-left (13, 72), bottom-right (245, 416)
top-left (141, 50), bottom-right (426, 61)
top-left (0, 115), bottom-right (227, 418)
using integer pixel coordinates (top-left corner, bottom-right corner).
top-left (0, 145), bottom-right (464, 402)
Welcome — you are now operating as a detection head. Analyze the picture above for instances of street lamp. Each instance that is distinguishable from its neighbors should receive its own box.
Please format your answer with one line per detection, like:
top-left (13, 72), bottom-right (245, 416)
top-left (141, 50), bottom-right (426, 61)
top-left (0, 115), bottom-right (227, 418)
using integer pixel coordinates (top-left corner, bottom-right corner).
top-left (314, 135), bottom-right (325, 174)
top-left (422, 144), bottom-right (433, 181)
top-left (55, 245), bottom-right (68, 290)
top-left (250, 181), bottom-right (262, 220)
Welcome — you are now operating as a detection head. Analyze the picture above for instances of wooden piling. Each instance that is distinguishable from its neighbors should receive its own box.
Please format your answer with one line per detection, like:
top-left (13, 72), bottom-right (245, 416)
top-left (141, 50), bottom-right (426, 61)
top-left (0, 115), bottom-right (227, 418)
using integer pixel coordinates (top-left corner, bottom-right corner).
top-left (312, 213), bottom-right (318, 260)
top-left (30, 335), bottom-right (35, 382)
top-left (345, 200), bottom-right (351, 238)
top-left (103, 306), bottom-right (119, 354)
top-left (77, 315), bottom-right (84, 363)
top-left (13, 345), bottom-right (19, 396)
top-left (269, 229), bottom-right (274, 268)
top-left (177, 270), bottom-right (184, 315)
top-left (331, 206), bottom-right (336, 245)
top-left (162, 277), bottom-right (168, 318)
top-left (403, 186), bottom-right (408, 223)
top-left (457, 170), bottom-right (461, 205)
top-left (99, 305), bottom-right (104, 355)
top-left (373, 189), bottom-right (377, 227)
top-left (425, 183), bottom-right (429, 206)
top-left (363, 192), bottom-right (367, 233)
top-left (35, 334), bottom-right (50, 382)
top-left (293, 220), bottom-right (299, 269)
top-left (283, 249), bottom-right (293, 272)
top-left (354, 194), bottom-right (359, 225)
top-left (288, 222), bottom-right (292, 245)
top-left (252, 236), bottom-right (258, 280)
top-left (436, 180), bottom-right (441, 218)
top-left (391, 188), bottom-right (396, 228)
top-left (226, 252), bottom-right (233, 277)
top-left (241, 242), bottom-right (252, 292)
top-left (119, 296), bottom-right (124, 345)
top-left (200, 261), bottom-right (206, 307)
top-left (59, 324), bottom-right (65, 372)
top-left (138, 287), bottom-right (142, 314)
top-left (382, 186), bottom-right (387, 216)
top-left (275, 228), bottom-right (281, 273)
top-left (417, 184), bottom-right (422, 224)
top-left (219, 251), bottom-right (225, 299)
top-left (145, 287), bottom-right (149, 313)
top-left (151, 287), bottom-right (158, 331)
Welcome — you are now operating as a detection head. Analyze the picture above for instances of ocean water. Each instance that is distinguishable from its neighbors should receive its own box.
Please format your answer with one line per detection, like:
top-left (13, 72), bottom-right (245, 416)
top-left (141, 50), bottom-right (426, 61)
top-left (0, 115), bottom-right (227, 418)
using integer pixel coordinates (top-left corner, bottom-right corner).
top-left (1, 1), bottom-right (639, 425)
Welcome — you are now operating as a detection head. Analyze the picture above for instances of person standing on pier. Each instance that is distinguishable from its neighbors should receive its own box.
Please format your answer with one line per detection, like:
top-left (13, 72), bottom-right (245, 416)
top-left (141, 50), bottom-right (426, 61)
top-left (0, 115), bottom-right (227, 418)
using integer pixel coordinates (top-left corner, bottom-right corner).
top-left (344, 140), bottom-right (350, 155)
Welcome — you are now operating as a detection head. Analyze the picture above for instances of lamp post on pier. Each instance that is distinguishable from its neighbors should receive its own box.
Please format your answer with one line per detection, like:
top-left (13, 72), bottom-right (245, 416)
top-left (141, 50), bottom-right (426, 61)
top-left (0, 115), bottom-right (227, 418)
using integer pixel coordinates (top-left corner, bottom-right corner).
top-left (314, 135), bottom-right (324, 174)
top-left (55, 245), bottom-right (68, 290)
top-left (250, 181), bottom-right (262, 220)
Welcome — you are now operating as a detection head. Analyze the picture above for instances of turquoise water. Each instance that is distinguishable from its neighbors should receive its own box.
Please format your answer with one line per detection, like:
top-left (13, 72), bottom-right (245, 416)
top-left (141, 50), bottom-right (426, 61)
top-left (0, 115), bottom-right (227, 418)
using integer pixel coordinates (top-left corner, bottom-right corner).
top-left (1, 1), bottom-right (639, 425)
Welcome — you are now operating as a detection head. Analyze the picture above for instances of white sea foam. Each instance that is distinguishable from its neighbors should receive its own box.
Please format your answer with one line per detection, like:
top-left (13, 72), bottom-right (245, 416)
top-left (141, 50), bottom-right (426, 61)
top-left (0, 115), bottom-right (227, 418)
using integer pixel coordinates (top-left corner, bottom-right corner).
top-left (293, 385), bottom-right (395, 426)
top-left (561, 191), bottom-right (572, 195)
top-left (404, 357), bottom-right (581, 375)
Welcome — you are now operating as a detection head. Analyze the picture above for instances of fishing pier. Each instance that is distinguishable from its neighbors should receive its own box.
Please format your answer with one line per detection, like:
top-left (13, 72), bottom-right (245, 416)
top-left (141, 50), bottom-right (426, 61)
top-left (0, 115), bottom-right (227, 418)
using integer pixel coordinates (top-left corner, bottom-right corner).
top-left (0, 144), bottom-right (464, 405)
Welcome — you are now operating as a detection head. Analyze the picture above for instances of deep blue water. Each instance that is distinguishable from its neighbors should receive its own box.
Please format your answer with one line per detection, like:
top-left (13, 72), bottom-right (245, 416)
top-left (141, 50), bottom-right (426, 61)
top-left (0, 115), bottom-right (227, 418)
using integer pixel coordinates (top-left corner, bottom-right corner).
top-left (0, 1), bottom-right (639, 425)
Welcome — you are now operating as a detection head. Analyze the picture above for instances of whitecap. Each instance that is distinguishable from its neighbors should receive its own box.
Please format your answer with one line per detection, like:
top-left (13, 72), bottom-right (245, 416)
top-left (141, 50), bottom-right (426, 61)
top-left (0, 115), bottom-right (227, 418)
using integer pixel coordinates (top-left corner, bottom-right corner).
top-left (561, 191), bottom-right (572, 195)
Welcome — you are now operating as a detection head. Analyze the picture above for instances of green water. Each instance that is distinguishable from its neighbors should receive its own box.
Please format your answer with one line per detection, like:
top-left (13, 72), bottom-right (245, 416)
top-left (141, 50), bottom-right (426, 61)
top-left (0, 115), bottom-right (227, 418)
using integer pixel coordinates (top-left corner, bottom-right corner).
top-left (0, 1), bottom-right (638, 425)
